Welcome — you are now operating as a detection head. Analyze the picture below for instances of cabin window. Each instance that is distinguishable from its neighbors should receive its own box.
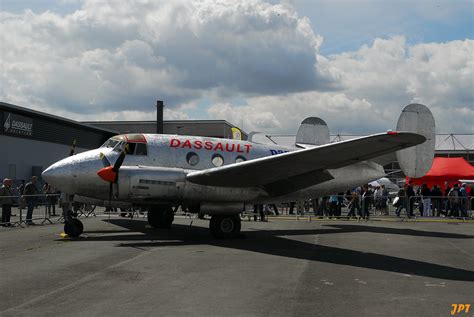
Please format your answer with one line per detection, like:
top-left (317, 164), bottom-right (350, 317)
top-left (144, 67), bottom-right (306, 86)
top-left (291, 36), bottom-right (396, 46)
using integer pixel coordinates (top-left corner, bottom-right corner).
top-left (135, 143), bottom-right (148, 155)
top-left (211, 154), bottom-right (224, 167)
top-left (124, 142), bottom-right (148, 155)
top-left (235, 156), bottom-right (246, 163)
top-left (186, 152), bottom-right (200, 166)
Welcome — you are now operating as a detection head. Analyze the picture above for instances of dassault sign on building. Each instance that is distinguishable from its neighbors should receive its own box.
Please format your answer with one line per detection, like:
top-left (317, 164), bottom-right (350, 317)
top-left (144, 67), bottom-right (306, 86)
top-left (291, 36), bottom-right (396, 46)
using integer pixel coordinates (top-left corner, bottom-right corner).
top-left (3, 112), bottom-right (33, 136)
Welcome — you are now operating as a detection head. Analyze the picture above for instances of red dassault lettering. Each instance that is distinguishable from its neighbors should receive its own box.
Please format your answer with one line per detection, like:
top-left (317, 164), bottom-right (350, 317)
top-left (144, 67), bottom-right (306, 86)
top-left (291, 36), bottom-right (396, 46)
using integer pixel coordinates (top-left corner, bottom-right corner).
top-left (225, 143), bottom-right (235, 152)
top-left (236, 144), bottom-right (244, 153)
top-left (244, 144), bottom-right (252, 153)
top-left (215, 143), bottom-right (224, 151)
top-left (182, 140), bottom-right (192, 148)
top-left (170, 139), bottom-right (180, 147)
top-left (204, 141), bottom-right (213, 150)
top-left (194, 140), bottom-right (202, 149)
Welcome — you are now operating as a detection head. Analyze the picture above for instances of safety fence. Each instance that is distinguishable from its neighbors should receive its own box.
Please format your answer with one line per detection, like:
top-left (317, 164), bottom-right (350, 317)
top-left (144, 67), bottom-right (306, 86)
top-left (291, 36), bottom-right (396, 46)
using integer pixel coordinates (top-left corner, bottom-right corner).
top-left (0, 194), bottom-right (99, 227)
top-left (1, 194), bottom-right (473, 228)
top-left (242, 195), bottom-right (473, 221)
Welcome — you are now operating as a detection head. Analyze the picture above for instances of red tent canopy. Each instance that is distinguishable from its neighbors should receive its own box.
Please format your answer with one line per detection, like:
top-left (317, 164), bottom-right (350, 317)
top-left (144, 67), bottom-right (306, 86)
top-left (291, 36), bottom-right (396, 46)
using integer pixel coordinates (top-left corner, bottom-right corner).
top-left (407, 157), bottom-right (474, 192)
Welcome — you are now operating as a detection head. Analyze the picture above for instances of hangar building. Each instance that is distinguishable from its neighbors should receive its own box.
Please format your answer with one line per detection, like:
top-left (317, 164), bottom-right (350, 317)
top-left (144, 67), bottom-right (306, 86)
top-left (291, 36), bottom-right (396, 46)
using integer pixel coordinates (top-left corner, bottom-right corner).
top-left (0, 102), bottom-right (117, 182)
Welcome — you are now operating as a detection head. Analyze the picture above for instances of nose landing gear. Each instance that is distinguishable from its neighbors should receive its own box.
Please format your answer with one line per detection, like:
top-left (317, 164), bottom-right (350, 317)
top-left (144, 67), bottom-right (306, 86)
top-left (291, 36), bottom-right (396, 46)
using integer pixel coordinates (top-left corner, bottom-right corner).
top-left (64, 218), bottom-right (84, 237)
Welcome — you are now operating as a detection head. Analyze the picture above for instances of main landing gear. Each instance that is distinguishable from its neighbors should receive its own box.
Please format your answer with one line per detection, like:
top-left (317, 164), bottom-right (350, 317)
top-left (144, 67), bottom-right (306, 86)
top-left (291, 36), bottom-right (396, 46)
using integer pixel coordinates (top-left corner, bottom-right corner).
top-left (209, 215), bottom-right (241, 239)
top-left (147, 206), bottom-right (174, 228)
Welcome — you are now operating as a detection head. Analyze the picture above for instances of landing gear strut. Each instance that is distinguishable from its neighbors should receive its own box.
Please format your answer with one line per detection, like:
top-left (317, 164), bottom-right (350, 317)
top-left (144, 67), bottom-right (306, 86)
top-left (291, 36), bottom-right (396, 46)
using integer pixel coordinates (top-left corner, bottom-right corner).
top-left (64, 218), bottom-right (83, 237)
top-left (209, 215), bottom-right (241, 239)
top-left (148, 206), bottom-right (174, 228)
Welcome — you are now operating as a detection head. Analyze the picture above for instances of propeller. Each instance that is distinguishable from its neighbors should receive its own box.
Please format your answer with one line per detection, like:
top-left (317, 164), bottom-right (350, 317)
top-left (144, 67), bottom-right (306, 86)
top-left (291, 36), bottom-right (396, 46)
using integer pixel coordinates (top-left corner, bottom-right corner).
top-left (69, 139), bottom-right (77, 156)
top-left (99, 152), bottom-right (111, 167)
top-left (97, 144), bottom-right (130, 208)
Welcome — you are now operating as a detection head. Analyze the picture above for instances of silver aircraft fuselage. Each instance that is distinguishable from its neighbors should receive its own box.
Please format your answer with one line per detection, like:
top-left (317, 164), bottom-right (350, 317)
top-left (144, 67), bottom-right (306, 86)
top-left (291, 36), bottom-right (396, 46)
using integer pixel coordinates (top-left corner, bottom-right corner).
top-left (42, 134), bottom-right (385, 208)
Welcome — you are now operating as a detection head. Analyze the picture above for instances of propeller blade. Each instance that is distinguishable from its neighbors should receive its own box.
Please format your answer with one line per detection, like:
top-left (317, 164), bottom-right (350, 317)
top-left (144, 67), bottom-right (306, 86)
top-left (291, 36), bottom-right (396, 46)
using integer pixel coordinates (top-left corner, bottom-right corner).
top-left (99, 152), bottom-right (111, 167)
top-left (112, 144), bottom-right (129, 172)
top-left (69, 139), bottom-right (77, 156)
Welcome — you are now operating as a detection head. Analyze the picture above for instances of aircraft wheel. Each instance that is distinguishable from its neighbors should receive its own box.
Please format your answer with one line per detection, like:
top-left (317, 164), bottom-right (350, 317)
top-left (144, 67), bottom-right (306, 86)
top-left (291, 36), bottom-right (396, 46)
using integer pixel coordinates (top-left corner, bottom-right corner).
top-left (209, 215), bottom-right (241, 239)
top-left (148, 206), bottom-right (174, 228)
top-left (64, 218), bottom-right (83, 237)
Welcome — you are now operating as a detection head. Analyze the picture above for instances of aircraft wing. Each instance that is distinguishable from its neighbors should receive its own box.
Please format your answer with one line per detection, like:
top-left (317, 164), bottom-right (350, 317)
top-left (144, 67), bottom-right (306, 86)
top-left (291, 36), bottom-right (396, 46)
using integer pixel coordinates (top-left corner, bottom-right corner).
top-left (186, 132), bottom-right (425, 195)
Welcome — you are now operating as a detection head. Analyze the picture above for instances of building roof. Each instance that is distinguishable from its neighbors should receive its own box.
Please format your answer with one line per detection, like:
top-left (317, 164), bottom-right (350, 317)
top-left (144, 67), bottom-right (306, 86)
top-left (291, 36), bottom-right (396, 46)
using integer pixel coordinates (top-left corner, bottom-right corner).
top-left (82, 119), bottom-right (242, 127)
top-left (0, 101), bottom-right (118, 134)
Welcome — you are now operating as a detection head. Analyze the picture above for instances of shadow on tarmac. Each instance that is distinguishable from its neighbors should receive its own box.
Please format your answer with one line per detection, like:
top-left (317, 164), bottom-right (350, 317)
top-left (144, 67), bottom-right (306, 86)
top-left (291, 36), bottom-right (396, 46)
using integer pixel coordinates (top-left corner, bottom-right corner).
top-left (74, 219), bottom-right (474, 282)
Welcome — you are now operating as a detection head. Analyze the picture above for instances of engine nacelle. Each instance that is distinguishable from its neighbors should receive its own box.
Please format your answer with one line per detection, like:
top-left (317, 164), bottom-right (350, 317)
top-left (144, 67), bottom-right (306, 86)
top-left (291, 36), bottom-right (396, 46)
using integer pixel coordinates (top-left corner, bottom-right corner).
top-left (116, 166), bottom-right (186, 201)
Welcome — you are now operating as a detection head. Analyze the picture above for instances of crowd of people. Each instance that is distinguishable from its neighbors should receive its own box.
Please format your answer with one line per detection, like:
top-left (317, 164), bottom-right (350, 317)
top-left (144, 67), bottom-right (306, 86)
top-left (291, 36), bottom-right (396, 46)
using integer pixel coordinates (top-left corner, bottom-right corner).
top-left (394, 181), bottom-right (470, 218)
top-left (246, 181), bottom-right (472, 221)
top-left (1, 176), bottom-right (60, 226)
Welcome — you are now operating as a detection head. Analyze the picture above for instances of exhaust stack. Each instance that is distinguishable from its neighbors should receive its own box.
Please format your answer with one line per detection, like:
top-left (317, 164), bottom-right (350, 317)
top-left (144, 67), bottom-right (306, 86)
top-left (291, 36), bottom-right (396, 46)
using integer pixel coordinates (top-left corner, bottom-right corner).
top-left (156, 100), bottom-right (164, 134)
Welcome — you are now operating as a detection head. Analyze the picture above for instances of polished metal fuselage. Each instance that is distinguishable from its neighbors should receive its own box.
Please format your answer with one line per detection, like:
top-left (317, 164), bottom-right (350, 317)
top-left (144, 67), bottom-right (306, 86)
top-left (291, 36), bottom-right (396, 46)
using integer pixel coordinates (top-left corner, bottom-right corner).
top-left (42, 134), bottom-right (386, 209)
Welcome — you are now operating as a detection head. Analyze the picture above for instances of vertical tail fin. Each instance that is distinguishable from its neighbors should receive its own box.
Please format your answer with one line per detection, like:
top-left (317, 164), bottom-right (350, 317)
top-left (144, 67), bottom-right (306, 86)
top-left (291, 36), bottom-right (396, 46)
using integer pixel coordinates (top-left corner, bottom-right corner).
top-left (295, 117), bottom-right (330, 146)
top-left (396, 104), bottom-right (436, 178)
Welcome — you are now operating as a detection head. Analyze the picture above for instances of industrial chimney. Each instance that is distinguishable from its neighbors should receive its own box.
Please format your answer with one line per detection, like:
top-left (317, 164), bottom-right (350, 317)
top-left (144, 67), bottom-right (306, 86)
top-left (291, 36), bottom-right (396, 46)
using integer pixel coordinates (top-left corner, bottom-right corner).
top-left (156, 100), bottom-right (164, 134)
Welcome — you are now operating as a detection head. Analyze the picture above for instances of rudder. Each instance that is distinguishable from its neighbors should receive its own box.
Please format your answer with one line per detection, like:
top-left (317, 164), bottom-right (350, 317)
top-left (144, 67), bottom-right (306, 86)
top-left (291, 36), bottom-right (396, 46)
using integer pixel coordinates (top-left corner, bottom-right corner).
top-left (296, 117), bottom-right (330, 146)
top-left (396, 103), bottom-right (436, 178)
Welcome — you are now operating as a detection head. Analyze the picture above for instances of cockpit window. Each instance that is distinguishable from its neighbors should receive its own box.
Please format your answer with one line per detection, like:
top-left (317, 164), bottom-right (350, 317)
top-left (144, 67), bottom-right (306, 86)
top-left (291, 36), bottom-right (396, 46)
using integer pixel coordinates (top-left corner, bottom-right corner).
top-left (102, 135), bottom-right (148, 155)
top-left (101, 139), bottom-right (120, 149)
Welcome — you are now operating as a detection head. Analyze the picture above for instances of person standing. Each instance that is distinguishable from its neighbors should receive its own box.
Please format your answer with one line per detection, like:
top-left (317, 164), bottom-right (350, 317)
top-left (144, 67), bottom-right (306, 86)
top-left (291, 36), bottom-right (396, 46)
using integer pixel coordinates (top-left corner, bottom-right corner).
top-left (420, 183), bottom-right (432, 217)
top-left (431, 185), bottom-right (442, 217)
top-left (448, 184), bottom-right (461, 217)
top-left (43, 182), bottom-right (57, 216)
top-left (459, 183), bottom-right (468, 218)
top-left (444, 182), bottom-right (451, 216)
top-left (395, 187), bottom-right (407, 217)
top-left (406, 181), bottom-right (415, 218)
top-left (23, 176), bottom-right (38, 225)
top-left (347, 189), bottom-right (360, 218)
top-left (381, 185), bottom-right (389, 215)
top-left (1, 178), bottom-right (14, 226)
top-left (361, 185), bottom-right (371, 219)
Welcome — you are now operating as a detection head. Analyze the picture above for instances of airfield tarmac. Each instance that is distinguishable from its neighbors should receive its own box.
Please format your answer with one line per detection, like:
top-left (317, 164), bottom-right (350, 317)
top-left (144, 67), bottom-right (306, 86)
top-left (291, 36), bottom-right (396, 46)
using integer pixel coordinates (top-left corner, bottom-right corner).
top-left (0, 215), bottom-right (473, 317)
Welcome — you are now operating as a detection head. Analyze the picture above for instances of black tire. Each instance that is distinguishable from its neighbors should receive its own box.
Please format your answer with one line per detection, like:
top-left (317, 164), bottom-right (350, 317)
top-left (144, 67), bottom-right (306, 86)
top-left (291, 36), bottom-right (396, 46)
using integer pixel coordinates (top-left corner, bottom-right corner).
top-left (148, 206), bottom-right (174, 228)
top-left (64, 218), bottom-right (83, 237)
top-left (209, 215), bottom-right (241, 239)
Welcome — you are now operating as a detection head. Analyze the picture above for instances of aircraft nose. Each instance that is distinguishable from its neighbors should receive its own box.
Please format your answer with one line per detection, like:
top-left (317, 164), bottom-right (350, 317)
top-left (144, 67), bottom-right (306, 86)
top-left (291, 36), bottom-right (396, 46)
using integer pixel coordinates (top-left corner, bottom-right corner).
top-left (42, 160), bottom-right (71, 190)
top-left (42, 149), bottom-right (114, 196)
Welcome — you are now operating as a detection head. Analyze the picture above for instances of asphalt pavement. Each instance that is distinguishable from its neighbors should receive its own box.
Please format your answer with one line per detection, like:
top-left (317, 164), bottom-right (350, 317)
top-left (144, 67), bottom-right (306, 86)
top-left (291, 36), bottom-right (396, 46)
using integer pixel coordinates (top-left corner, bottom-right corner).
top-left (0, 215), bottom-right (473, 316)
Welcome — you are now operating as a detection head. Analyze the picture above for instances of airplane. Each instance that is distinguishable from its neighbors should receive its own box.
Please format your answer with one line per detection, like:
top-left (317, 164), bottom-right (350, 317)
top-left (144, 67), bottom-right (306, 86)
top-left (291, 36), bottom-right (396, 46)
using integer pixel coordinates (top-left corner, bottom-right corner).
top-left (42, 103), bottom-right (436, 238)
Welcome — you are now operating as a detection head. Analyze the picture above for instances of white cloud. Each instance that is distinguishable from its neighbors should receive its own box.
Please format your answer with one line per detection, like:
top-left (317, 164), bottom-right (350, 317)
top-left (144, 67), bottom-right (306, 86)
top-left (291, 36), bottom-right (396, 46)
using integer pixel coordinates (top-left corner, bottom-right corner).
top-left (0, 1), bottom-right (472, 135)
top-left (0, 0), bottom-right (328, 116)
top-left (208, 37), bottom-right (474, 134)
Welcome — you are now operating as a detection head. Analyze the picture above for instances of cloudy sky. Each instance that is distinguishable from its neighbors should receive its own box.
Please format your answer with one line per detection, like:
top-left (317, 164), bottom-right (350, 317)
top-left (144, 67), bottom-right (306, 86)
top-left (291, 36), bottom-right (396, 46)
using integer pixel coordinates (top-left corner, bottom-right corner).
top-left (1, 0), bottom-right (473, 135)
